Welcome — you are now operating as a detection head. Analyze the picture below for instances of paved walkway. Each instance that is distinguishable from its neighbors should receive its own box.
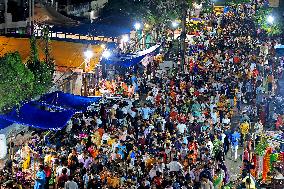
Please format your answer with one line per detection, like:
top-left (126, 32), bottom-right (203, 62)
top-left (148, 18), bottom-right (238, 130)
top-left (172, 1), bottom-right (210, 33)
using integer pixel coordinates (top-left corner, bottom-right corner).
top-left (225, 111), bottom-right (243, 181)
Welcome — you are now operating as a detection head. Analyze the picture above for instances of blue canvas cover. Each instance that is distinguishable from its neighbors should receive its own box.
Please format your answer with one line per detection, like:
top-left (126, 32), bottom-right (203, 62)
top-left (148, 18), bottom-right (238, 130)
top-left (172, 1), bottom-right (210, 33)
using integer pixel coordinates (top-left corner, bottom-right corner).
top-left (39, 91), bottom-right (102, 112)
top-left (0, 92), bottom-right (102, 130)
top-left (0, 102), bottom-right (75, 130)
top-left (104, 44), bottom-right (161, 67)
top-left (0, 118), bottom-right (13, 130)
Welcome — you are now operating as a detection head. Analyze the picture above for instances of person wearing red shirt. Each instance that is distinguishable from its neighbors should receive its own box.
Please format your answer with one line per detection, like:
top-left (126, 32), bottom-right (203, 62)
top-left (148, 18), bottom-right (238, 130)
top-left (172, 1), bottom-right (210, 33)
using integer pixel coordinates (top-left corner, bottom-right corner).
top-left (169, 108), bottom-right (178, 120)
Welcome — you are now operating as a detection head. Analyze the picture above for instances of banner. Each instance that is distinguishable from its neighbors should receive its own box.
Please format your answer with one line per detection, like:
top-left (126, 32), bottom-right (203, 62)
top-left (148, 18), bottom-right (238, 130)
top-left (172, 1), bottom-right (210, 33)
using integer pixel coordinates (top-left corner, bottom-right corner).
top-left (269, 0), bottom-right (279, 7)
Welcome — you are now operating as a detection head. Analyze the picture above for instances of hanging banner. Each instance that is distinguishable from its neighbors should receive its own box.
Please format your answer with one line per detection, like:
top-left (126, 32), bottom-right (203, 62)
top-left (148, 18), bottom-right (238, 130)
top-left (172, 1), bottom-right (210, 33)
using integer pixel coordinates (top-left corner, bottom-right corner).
top-left (269, 0), bottom-right (279, 7)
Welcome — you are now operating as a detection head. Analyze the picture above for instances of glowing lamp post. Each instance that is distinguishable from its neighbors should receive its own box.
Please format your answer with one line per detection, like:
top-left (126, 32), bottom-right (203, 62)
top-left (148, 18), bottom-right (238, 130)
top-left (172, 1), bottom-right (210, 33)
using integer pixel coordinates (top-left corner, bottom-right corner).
top-left (102, 50), bottom-right (111, 59)
top-left (172, 21), bottom-right (179, 28)
top-left (82, 49), bottom-right (94, 96)
top-left (267, 15), bottom-right (274, 24)
top-left (134, 22), bottom-right (142, 30)
top-left (134, 22), bottom-right (142, 50)
top-left (122, 35), bottom-right (129, 43)
top-left (84, 50), bottom-right (94, 61)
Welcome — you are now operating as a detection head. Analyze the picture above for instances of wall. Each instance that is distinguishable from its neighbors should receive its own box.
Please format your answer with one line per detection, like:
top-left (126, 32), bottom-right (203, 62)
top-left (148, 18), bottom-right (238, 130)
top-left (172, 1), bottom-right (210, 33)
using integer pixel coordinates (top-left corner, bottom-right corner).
top-left (0, 36), bottom-right (104, 71)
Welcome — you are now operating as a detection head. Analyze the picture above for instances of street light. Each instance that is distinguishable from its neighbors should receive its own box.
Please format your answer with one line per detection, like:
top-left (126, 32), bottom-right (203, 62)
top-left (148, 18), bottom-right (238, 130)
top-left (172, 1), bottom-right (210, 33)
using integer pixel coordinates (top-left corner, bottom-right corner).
top-left (101, 44), bottom-right (106, 49)
top-left (134, 22), bottom-right (142, 30)
top-left (172, 21), bottom-right (179, 28)
top-left (102, 50), bottom-right (111, 59)
top-left (84, 50), bottom-right (94, 60)
top-left (267, 15), bottom-right (274, 24)
top-left (82, 49), bottom-right (94, 96)
top-left (121, 35), bottom-right (129, 43)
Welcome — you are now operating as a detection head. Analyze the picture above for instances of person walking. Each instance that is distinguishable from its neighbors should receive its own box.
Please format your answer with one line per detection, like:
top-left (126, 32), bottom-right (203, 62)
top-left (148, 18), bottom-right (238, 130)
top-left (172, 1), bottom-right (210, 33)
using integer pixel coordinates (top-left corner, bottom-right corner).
top-left (231, 130), bottom-right (241, 162)
top-left (64, 176), bottom-right (78, 189)
top-left (34, 165), bottom-right (46, 189)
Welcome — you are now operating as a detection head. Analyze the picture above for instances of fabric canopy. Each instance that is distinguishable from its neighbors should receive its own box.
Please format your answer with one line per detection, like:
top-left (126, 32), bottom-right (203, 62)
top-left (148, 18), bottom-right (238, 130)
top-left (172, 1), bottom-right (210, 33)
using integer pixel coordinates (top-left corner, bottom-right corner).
top-left (0, 91), bottom-right (102, 130)
top-left (39, 91), bottom-right (102, 112)
top-left (0, 118), bottom-right (13, 130)
top-left (105, 44), bottom-right (161, 67)
top-left (0, 103), bottom-right (75, 130)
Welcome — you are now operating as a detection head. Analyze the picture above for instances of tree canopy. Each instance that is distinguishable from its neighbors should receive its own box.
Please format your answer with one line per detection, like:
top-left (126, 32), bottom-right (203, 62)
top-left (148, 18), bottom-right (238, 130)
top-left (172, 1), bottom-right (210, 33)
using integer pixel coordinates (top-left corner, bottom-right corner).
top-left (0, 52), bottom-right (35, 112)
top-left (0, 30), bottom-right (54, 113)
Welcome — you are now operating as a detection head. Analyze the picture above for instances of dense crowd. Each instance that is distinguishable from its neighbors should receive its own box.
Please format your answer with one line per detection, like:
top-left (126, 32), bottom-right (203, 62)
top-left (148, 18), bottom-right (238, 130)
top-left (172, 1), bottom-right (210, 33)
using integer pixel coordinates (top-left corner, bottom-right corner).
top-left (1, 2), bottom-right (283, 189)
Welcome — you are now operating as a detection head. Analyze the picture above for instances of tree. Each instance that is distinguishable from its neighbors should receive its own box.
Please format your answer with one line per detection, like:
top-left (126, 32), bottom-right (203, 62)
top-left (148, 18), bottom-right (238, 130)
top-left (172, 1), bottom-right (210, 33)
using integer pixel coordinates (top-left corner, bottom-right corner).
top-left (254, 7), bottom-right (283, 36)
top-left (0, 52), bottom-right (35, 112)
top-left (27, 29), bottom-right (54, 96)
top-left (0, 26), bottom-right (54, 113)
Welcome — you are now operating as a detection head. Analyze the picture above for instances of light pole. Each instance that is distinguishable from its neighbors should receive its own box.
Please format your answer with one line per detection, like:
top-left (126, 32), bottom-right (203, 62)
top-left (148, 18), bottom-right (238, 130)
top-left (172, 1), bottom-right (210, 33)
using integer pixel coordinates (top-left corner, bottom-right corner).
top-left (102, 50), bottom-right (111, 60)
top-left (134, 22), bottom-right (142, 50)
top-left (267, 15), bottom-right (274, 25)
top-left (171, 21), bottom-right (179, 41)
top-left (83, 49), bottom-right (94, 96)
top-left (121, 34), bottom-right (130, 52)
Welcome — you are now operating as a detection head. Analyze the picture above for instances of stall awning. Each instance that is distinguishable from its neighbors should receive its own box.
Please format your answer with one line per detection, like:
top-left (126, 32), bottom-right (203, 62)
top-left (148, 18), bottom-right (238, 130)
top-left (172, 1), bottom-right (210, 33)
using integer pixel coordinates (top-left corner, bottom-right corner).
top-left (39, 91), bottom-right (102, 112)
top-left (0, 91), bottom-right (102, 130)
top-left (0, 103), bottom-right (75, 130)
top-left (105, 44), bottom-right (161, 67)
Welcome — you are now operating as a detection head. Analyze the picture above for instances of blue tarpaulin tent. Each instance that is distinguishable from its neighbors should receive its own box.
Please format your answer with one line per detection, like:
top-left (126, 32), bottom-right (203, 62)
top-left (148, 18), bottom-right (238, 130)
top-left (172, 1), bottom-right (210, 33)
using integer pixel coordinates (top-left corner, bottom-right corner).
top-left (104, 44), bottom-right (161, 67)
top-left (0, 92), bottom-right (102, 130)
top-left (0, 118), bottom-right (13, 130)
top-left (39, 91), bottom-right (102, 112)
top-left (0, 103), bottom-right (75, 130)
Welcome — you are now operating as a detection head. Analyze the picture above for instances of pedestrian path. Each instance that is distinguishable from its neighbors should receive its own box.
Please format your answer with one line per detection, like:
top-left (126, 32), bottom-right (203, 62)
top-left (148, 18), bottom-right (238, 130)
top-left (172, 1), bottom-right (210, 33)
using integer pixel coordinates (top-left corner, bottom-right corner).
top-left (225, 109), bottom-right (243, 181)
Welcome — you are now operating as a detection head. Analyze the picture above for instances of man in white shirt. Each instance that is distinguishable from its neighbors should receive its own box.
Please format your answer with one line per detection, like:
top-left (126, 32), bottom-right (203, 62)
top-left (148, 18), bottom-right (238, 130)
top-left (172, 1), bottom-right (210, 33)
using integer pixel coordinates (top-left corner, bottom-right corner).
top-left (167, 158), bottom-right (183, 172)
top-left (56, 165), bottom-right (70, 177)
top-left (64, 176), bottom-right (78, 189)
top-left (205, 137), bottom-right (213, 155)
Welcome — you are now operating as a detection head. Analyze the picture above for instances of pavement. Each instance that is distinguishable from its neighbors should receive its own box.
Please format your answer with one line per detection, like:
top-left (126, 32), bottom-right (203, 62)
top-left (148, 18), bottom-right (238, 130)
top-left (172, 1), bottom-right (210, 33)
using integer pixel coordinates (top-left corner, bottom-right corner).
top-left (225, 110), bottom-right (243, 182)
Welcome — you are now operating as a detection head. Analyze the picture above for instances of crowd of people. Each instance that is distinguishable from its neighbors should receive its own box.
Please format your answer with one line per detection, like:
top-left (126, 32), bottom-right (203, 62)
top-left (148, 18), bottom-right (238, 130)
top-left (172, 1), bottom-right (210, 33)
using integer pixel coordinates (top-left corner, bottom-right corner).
top-left (1, 1), bottom-right (284, 189)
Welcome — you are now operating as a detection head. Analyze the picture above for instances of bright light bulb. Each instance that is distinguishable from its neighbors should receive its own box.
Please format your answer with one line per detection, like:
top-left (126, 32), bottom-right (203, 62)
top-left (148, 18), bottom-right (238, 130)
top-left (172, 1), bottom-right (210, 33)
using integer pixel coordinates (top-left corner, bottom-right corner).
top-left (102, 50), bottom-right (111, 59)
top-left (84, 50), bottom-right (94, 59)
top-left (267, 15), bottom-right (274, 24)
top-left (172, 21), bottom-right (179, 28)
top-left (134, 23), bottom-right (141, 30)
top-left (122, 35), bottom-right (129, 43)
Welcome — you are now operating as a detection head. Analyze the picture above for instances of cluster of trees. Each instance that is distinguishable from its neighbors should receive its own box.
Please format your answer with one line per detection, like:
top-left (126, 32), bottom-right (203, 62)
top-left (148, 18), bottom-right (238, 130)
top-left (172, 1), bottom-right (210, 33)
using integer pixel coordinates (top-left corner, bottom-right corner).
top-left (99, 0), bottom-right (198, 29)
top-left (0, 32), bottom-right (54, 113)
